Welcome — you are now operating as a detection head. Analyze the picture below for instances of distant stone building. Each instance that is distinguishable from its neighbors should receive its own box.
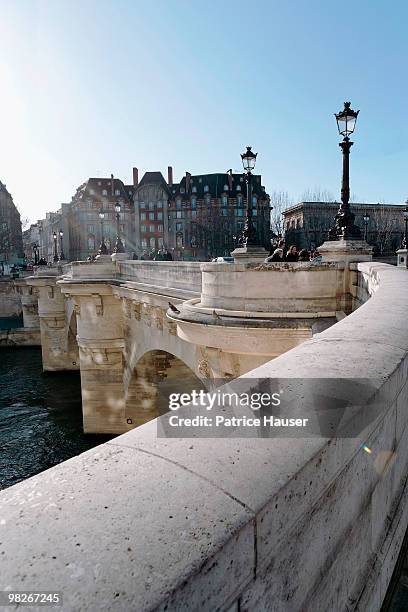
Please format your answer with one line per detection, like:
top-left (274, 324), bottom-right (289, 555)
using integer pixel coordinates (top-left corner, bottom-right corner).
top-left (167, 171), bottom-right (270, 260)
top-left (67, 175), bottom-right (135, 261)
top-left (133, 168), bottom-right (171, 255)
top-left (0, 181), bottom-right (23, 266)
top-left (283, 202), bottom-right (406, 255)
top-left (22, 223), bottom-right (40, 262)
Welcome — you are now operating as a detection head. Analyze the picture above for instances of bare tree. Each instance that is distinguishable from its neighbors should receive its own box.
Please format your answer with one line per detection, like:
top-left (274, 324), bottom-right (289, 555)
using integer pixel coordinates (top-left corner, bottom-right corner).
top-left (370, 203), bottom-right (397, 255)
top-left (269, 190), bottom-right (292, 237)
top-left (300, 186), bottom-right (335, 203)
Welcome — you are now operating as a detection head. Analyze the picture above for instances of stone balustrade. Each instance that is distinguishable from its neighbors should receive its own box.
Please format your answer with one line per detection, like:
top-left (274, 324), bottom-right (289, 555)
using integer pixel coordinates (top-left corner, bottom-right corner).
top-left (1, 261), bottom-right (408, 611)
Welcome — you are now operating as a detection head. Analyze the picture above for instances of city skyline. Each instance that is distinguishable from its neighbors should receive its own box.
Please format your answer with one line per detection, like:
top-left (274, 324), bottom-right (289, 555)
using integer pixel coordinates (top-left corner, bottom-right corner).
top-left (1, 0), bottom-right (408, 223)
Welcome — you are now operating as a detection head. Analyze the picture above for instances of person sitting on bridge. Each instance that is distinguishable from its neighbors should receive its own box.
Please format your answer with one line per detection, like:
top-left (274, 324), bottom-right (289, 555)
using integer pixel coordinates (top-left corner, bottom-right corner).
top-left (298, 249), bottom-right (310, 261)
top-left (285, 245), bottom-right (299, 262)
top-left (265, 248), bottom-right (284, 262)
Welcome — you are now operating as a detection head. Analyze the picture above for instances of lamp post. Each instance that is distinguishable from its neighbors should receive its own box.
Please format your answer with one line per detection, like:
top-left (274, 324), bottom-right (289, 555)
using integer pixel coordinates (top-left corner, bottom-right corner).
top-left (59, 229), bottom-right (65, 261)
top-left (98, 210), bottom-right (108, 255)
top-left (113, 202), bottom-right (125, 253)
top-left (402, 201), bottom-right (408, 249)
top-left (53, 232), bottom-right (58, 262)
top-left (240, 146), bottom-right (259, 246)
top-left (328, 102), bottom-right (361, 241)
top-left (363, 212), bottom-right (370, 243)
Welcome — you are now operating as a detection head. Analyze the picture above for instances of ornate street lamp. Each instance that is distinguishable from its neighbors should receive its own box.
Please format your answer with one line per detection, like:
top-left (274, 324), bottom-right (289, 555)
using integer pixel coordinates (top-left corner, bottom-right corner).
top-left (98, 210), bottom-right (108, 255)
top-left (240, 146), bottom-right (259, 246)
top-left (402, 201), bottom-right (408, 248)
top-left (363, 212), bottom-right (370, 242)
top-left (328, 102), bottom-right (361, 241)
top-left (53, 232), bottom-right (58, 262)
top-left (113, 202), bottom-right (125, 253)
top-left (59, 229), bottom-right (65, 261)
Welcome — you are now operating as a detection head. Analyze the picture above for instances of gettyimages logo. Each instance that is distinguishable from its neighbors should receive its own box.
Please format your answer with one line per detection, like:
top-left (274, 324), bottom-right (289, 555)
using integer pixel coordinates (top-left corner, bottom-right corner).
top-left (156, 378), bottom-right (386, 439)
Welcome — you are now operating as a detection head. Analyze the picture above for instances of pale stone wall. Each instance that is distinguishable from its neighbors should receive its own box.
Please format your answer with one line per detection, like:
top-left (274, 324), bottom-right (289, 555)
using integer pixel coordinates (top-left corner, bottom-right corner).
top-left (0, 278), bottom-right (22, 318)
top-left (0, 327), bottom-right (40, 346)
top-left (1, 262), bottom-right (407, 611)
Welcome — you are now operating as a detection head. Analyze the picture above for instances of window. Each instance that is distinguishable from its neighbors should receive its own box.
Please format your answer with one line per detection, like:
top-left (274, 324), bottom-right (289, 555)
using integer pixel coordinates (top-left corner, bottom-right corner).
top-left (158, 237), bottom-right (164, 248)
top-left (149, 202), bottom-right (154, 210)
top-left (158, 224), bottom-right (164, 232)
top-left (141, 238), bottom-right (147, 248)
top-left (191, 197), bottom-right (197, 208)
top-left (222, 209), bottom-right (228, 216)
top-left (102, 189), bottom-right (108, 196)
top-left (150, 225), bottom-right (155, 232)
top-left (236, 185), bottom-right (241, 191)
top-left (176, 235), bottom-right (183, 247)
top-left (150, 237), bottom-right (156, 248)
top-left (223, 184), bottom-right (229, 191)
top-left (87, 224), bottom-right (95, 233)
top-left (237, 209), bottom-right (244, 217)
top-left (176, 222), bottom-right (183, 231)
top-left (222, 196), bottom-right (228, 205)
top-left (157, 212), bottom-right (163, 220)
top-left (141, 212), bottom-right (146, 220)
top-left (140, 201), bottom-right (145, 208)
top-left (180, 187), bottom-right (185, 194)
top-left (253, 209), bottom-right (258, 216)
top-left (157, 200), bottom-right (162, 208)
top-left (149, 212), bottom-right (155, 220)
top-left (237, 195), bottom-right (243, 206)
top-left (204, 185), bottom-right (209, 192)
top-left (141, 225), bottom-right (146, 233)
top-left (192, 186), bottom-right (197, 193)
top-left (89, 189), bottom-right (95, 195)
top-left (115, 189), bottom-right (120, 196)
top-left (176, 211), bottom-right (182, 219)
top-left (205, 194), bottom-right (211, 205)
top-left (87, 236), bottom-right (95, 250)
top-left (176, 199), bottom-right (181, 209)
top-left (98, 181), bottom-right (102, 186)
top-left (252, 196), bottom-right (257, 205)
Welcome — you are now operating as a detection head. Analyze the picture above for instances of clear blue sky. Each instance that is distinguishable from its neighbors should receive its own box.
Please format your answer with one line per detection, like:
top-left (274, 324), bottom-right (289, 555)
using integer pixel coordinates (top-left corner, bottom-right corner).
top-left (1, 0), bottom-right (407, 223)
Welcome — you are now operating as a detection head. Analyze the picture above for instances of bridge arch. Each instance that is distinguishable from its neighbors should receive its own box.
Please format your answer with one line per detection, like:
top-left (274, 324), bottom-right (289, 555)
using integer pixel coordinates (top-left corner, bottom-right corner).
top-left (124, 349), bottom-right (205, 428)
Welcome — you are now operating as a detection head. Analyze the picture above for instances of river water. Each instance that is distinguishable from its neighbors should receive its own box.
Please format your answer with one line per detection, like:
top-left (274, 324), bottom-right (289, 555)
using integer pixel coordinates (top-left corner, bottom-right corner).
top-left (0, 347), bottom-right (112, 490)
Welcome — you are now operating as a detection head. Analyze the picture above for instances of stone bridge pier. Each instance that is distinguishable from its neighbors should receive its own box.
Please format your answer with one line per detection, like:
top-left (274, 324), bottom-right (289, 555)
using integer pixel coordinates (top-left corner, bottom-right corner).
top-left (14, 280), bottom-right (39, 329)
top-left (59, 281), bottom-right (127, 434)
top-left (27, 269), bottom-right (79, 371)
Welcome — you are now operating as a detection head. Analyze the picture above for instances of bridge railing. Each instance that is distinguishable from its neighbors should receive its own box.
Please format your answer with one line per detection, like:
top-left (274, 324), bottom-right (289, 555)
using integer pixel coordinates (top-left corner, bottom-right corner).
top-left (1, 262), bottom-right (408, 611)
top-left (117, 260), bottom-right (203, 293)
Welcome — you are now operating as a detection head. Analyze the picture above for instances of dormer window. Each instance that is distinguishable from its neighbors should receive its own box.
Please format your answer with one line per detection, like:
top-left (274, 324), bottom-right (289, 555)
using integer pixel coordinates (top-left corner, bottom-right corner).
top-left (236, 185), bottom-right (241, 191)
top-left (204, 185), bottom-right (209, 192)
top-left (98, 181), bottom-right (102, 186)
top-left (180, 187), bottom-right (185, 194)
top-left (102, 189), bottom-right (108, 196)
top-left (115, 189), bottom-right (120, 196)
top-left (89, 189), bottom-right (95, 195)
top-left (223, 184), bottom-right (229, 191)
top-left (198, 178), bottom-right (202, 183)
top-left (192, 186), bottom-right (197, 193)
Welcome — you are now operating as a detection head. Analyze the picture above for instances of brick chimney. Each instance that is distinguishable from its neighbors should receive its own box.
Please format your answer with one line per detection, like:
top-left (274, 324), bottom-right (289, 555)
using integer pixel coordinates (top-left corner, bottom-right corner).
top-left (133, 167), bottom-right (139, 187)
top-left (111, 173), bottom-right (114, 196)
top-left (167, 166), bottom-right (173, 186)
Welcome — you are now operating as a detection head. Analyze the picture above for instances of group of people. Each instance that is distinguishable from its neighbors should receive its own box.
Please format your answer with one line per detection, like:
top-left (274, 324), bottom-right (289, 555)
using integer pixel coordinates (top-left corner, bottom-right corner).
top-left (140, 248), bottom-right (173, 261)
top-left (265, 240), bottom-right (320, 263)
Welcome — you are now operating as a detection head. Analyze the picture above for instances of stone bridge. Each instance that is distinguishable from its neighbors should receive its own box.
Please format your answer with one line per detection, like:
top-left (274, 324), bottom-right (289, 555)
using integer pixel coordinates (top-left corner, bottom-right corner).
top-left (2, 255), bottom-right (408, 611)
top-left (22, 256), bottom-right (348, 433)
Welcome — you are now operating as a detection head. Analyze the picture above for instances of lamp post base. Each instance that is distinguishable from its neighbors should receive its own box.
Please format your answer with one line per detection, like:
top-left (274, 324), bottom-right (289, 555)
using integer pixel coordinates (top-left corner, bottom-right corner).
top-left (319, 239), bottom-right (373, 264)
top-left (396, 248), bottom-right (408, 268)
top-left (231, 245), bottom-right (268, 264)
